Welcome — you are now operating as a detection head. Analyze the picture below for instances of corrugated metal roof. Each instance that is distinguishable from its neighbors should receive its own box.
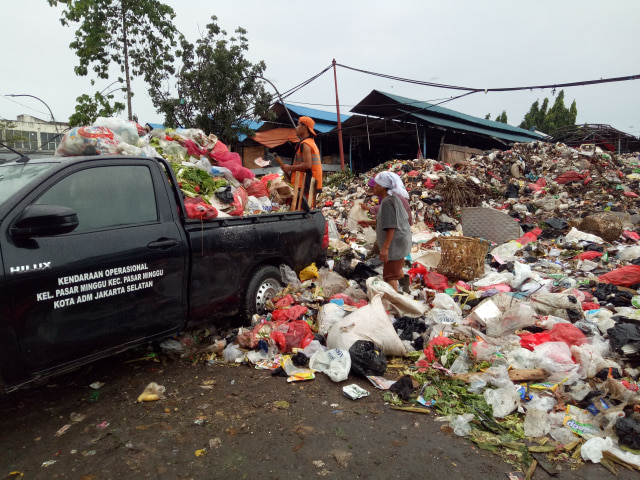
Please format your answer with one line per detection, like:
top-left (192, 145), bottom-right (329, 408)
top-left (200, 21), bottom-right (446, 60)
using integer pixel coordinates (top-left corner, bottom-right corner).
top-left (283, 103), bottom-right (350, 124)
top-left (350, 90), bottom-right (545, 143)
top-left (237, 120), bottom-right (265, 142)
top-left (403, 110), bottom-right (543, 144)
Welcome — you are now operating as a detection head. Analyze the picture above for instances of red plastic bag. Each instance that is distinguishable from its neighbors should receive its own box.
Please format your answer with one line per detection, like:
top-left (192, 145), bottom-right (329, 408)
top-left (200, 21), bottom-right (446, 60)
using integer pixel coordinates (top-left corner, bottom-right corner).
top-left (212, 150), bottom-right (255, 182)
top-left (575, 251), bottom-right (603, 261)
top-left (598, 265), bottom-right (640, 287)
top-left (275, 295), bottom-right (295, 308)
top-left (623, 231), bottom-right (640, 241)
top-left (271, 305), bottom-right (308, 323)
top-left (184, 197), bottom-right (218, 220)
top-left (408, 263), bottom-right (427, 282)
top-left (555, 171), bottom-right (588, 184)
top-left (423, 336), bottom-right (454, 363)
top-left (228, 186), bottom-right (249, 216)
top-left (424, 272), bottom-right (449, 291)
top-left (329, 293), bottom-right (368, 308)
top-left (549, 323), bottom-right (587, 347)
top-left (245, 178), bottom-right (269, 198)
top-left (270, 320), bottom-right (314, 353)
top-left (520, 332), bottom-right (552, 351)
top-left (582, 302), bottom-right (600, 311)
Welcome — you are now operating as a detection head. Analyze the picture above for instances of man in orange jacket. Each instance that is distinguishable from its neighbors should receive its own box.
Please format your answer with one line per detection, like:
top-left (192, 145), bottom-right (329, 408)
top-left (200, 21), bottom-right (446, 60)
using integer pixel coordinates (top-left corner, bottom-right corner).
top-left (281, 116), bottom-right (323, 207)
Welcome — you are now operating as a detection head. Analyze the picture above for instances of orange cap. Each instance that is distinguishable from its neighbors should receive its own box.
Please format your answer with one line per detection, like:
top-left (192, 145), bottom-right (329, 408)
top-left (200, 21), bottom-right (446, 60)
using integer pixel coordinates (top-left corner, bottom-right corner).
top-left (298, 116), bottom-right (316, 136)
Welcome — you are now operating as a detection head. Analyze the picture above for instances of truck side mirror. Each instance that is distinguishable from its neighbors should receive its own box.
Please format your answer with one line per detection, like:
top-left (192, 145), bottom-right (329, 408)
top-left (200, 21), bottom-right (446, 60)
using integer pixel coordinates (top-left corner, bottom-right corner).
top-left (11, 205), bottom-right (79, 238)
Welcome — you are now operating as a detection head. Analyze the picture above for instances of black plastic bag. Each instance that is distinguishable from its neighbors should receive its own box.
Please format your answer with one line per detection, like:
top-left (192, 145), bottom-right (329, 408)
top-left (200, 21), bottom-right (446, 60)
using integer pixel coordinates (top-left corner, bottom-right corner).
top-left (389, 375), bottom-right (416, 401)
top-left (349, 340), bottom-right (387, 377)
top-left (543, 218), bottom-right (568, 230)
top-left (505, 183), bottom-right (520, 199)
top-left (606, 323), bottom-right (640, 356)
top-left (394, 317), bottom-right (427, 341)
top-left (352, 262), bottom-right (380, 288)
top-left (615, 417), bottom-right (640, 449)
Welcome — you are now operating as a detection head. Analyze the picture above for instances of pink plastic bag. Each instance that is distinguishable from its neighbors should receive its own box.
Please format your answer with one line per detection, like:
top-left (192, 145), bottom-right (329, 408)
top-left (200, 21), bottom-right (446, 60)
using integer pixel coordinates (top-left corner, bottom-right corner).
top-left (598, 265), bottom-right (640, 287)
top-left (548, 323), bottom-right (587, 347)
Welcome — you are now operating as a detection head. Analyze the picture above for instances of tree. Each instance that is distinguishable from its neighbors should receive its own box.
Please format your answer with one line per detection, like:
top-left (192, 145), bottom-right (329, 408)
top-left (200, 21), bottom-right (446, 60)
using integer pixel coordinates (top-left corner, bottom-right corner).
top-left (49, 0), bottom-right (180, 121)
top-left (149, 16), bottom-right (273, 144)
top-left (69, 90), bottom-right (126, 127)
top-left (0, 120), bottom-right (16, 144)
top-left (485, 113), bottom-right (491, 120)
top-left (519, 90), bottom-right (577, 134)
top-left (495, 110), bottom-right (508, 124)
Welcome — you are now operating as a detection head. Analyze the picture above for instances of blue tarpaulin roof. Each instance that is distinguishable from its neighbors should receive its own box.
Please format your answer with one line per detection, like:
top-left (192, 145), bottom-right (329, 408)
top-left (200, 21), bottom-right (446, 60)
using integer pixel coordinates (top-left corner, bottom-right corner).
top-left (283, 103), bottom-right (350, 124)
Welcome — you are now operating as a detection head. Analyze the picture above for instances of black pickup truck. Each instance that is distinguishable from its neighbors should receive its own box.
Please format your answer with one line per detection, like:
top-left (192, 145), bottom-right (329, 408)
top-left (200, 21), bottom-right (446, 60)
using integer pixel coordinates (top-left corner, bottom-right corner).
top-left (0, 155), bottom-right (328, 392)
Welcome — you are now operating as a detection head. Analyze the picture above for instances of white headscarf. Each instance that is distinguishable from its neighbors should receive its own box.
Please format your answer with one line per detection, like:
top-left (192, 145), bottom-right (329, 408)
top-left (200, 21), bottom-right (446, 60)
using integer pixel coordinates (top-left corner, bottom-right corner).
top-left (374, 171), bottom-right (409, 199)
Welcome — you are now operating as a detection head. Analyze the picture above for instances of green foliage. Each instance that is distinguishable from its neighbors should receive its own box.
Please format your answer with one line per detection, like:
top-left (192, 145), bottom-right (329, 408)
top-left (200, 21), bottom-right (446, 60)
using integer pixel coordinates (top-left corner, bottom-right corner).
top-left (495, 110), bottom-right (508, 124)
top-left (519, 90), bottom-right (577, 135)
top-left (149, 16), bottom-right (273, 144)
top-left (324, 168), bottom-right (355, 188)
top-left (69, 90), bottom-right (125, 127)
top-left (485, 113), bottom-right (491, 120)
top-left (49, 0), bottom-right (180, 120)
top-left (0, 119), bottom-right (16, 143)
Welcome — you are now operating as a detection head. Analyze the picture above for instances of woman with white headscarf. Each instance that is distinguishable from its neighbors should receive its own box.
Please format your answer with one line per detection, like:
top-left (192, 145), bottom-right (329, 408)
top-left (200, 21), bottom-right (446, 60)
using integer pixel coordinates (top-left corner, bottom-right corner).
top-left (372, 172), bottom-right (412, 292)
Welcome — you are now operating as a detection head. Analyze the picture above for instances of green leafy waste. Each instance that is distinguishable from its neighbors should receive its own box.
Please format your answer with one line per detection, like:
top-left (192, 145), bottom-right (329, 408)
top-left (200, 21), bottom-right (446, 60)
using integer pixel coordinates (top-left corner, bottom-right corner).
top-left (171, 163), bottom-right (227, 198)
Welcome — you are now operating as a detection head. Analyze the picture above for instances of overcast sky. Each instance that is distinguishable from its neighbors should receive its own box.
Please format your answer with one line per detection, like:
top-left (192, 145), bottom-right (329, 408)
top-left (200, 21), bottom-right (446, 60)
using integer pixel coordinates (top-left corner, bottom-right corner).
top-left (2, 0), bottom-right (639, 136)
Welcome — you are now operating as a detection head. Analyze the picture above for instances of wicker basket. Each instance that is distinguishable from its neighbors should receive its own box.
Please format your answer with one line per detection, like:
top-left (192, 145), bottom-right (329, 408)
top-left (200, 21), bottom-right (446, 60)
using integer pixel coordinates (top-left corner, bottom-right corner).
top-left (436, 236), bottom-right (490, 281)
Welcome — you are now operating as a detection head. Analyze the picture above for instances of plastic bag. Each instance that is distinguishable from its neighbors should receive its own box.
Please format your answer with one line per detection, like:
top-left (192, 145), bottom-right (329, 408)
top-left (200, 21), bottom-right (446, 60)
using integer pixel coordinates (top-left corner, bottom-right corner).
top-left (299, 263), bottom-right (319, 282)
top-left (223, 343), bottom-right (244, 363)
top-left (270, 320), bottom-right (314, 353)
top-left (280, 264), bottom-right (302, 289)
top-left (366, 276), bottom-right (429, 318)
top-left (318, 303), bottom-right (346, 335)
top-left (615, 417), bottom-right (640, 449)
top-left (211, 148), bottom-right (255, 182)
top-left (511, 261), bottom-right (532, 288)
top-left (484, 387), bottom-right (520, 418)
top-left (451, 413), bottom-right (475, 436)
top-left (424, 272), bottom-right (449, 291)
top-left (326, 294), bottom-right (407, 356)
top-left (318, 268), bottom-right (350, 298)
top-left (598, 265), bottom-right (640, 287)
top-left (348, 340), bottom-right (387, 377)
top-left (55, 126), bottom-right (122, 156)
top-left (432, 292), bottom-right (462, 316)
top-left (184, 197), bottom-right (218, 220)
top-left (244, 178), bottom-right (269, 198)
top-left (137, 382), bottom-right (166, 402)
top-left (548, 323), bottom-right (587, 347)
top-left (534, 342), bottom-right (576, 373)
top-left (347, 199), bottom-right (370, 233)
top-left (309, 348), bottom-right (351, 382)
top-left (486, 303), bottom-right (536, 337)
top-left (93, 117), bottom-right (140, 145)
top-left (524, 408), bottom-right (551, 437)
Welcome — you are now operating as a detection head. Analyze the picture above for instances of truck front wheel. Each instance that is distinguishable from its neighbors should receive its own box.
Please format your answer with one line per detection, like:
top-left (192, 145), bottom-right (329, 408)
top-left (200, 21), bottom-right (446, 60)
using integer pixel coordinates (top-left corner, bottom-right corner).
top-left (242, 265), bottom-right (283, 320)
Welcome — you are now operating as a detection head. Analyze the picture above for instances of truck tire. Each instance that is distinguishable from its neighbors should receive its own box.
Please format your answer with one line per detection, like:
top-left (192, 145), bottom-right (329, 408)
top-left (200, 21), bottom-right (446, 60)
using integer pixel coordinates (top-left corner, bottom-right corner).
top-left (242, 265), bottom-right (283, 319)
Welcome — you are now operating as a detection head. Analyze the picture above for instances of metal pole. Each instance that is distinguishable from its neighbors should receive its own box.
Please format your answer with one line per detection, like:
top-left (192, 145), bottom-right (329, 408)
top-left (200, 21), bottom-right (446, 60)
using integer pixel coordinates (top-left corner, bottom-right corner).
top-left (6, 94), bottom-right (59, 134)
top-left (244, 75), bottom-right (296, 129)
top-left (332, 59), bottom-right (346, 171)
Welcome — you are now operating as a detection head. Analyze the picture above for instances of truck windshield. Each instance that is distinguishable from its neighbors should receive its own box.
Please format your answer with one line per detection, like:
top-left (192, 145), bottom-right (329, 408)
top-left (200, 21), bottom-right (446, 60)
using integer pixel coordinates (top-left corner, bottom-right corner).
top-left (0, 163), bottom-right (55, 205)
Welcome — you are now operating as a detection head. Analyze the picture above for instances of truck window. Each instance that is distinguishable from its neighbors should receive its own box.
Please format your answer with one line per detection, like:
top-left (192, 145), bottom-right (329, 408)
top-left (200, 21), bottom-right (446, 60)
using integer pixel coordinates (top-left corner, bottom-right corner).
top-left (0, 163), bottom-right (55, 205)
top-left (35, 165), bottom-right (159, 233)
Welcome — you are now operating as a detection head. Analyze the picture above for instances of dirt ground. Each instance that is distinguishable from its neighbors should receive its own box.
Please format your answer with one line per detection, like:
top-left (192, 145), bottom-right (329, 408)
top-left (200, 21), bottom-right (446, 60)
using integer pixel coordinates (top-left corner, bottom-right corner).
top-left (1, 343), bottom-right (637, 480)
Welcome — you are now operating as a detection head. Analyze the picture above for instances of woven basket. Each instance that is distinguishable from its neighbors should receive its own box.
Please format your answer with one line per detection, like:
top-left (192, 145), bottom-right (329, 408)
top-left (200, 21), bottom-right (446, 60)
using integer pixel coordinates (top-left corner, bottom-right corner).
top-left (437, 236), bottom-right (490, 281)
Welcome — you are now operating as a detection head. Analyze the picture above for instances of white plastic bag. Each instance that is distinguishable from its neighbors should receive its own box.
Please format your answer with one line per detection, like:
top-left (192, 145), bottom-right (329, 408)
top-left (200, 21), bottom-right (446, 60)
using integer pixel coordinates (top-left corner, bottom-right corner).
top-left (451, 413), bottom-right (475, 436)
top-left (318, 303), bottom-right (346, 335)
top-left (347, 199), bottom-right (370, 233)
top-left (366, 276), bottom-right (429, 318)
top-left (93, 116), bottom-right (139, 145)
top-left (524, 408), bottom-right (551, 437)
top-left (511, 261), bottom-right (532, 288)
top-left (432, 292), bottom-right (462, 316)
top-left (327, 294), bottom-right (407, 356)
top-left (534, 342), bottom-right (577, 374)
top-left (309, 348), bottom-right (351, 382)
top-left (483, 387), bottom-right (520, 418)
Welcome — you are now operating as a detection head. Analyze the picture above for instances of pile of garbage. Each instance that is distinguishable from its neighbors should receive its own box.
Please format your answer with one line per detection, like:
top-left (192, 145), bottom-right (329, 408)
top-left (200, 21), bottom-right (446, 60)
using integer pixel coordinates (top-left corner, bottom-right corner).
top-left (168, 141), bottom-right (639, 475)
top-left (55, 118), bottom-right (297, 219)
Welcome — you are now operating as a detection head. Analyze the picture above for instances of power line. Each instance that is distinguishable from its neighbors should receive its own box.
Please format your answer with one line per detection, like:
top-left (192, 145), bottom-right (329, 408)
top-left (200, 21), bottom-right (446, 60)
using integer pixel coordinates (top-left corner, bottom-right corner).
top-left (335, 63), bottom-right (640, 93)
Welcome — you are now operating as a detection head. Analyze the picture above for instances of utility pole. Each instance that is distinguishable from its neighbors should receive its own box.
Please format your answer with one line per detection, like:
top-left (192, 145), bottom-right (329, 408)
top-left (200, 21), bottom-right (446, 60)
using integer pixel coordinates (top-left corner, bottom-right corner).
top-left (332, 59), bottom-right (345, 171)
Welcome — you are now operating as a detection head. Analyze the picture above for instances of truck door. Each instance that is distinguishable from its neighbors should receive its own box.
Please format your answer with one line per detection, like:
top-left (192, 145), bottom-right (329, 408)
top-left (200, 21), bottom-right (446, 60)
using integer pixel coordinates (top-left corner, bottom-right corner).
top-left (1, 159), bottom-right (188, 373)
